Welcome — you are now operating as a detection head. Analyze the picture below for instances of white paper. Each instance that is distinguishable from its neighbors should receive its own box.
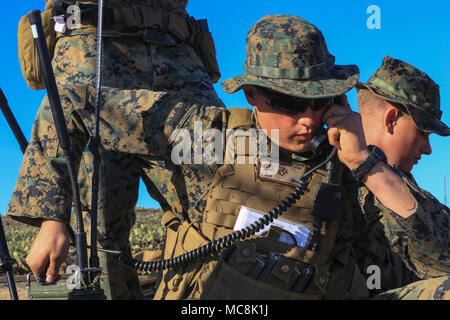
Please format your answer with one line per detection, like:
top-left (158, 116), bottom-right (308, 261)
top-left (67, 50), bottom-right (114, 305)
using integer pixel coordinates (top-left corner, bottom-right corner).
top-left (233, 206), bottom-right (311, 248)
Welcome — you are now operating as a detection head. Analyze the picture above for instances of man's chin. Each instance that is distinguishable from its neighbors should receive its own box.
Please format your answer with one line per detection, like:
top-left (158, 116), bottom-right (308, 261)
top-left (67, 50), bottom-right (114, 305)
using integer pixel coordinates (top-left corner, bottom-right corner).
top-left (398, 162), bottom-right (413, 174)
top-left (280, 142), bottom-right (311, 154)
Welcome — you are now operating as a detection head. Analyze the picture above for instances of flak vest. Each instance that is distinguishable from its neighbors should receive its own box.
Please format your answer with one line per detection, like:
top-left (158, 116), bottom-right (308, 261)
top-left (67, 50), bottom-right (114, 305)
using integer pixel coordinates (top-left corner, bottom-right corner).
top-left (154, 108), bottom-right (368, 300)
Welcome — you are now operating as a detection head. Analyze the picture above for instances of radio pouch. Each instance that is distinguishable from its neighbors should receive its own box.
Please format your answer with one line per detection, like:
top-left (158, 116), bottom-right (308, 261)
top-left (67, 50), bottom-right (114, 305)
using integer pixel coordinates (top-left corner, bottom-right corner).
top-left (18, 8), bottom-right (57, 90)
top-left (311, 182), bottom-right (342, 221)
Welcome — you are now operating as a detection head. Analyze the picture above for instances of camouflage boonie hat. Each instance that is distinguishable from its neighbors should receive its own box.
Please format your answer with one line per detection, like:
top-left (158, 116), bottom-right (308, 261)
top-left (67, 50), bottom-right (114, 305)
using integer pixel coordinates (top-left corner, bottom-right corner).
top-left (221, 15), bottom-right (359, 99)
top-left (357, 56), bottom-right (450, 136)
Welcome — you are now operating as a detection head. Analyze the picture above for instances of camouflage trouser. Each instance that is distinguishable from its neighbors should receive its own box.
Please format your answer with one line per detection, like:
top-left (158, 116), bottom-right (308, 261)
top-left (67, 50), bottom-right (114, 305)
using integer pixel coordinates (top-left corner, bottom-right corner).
top-left (7, 32), bottom-right (224, 299)
top-left (373, 276), bottom-right (449, 300)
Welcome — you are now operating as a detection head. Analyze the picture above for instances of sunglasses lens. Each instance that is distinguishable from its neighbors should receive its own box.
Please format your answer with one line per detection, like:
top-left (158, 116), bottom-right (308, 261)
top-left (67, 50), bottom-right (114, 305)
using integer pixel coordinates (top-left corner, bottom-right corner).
top-left (311, 98), bottom-right (331, 110)
top-left (259, 88), bottom-right (331, 114)
top-left (270, 97), bottom-right (330, 114)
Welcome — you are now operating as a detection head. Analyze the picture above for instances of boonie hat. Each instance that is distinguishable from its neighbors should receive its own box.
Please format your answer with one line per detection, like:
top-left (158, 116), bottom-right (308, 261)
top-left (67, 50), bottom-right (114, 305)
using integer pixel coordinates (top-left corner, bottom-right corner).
top-left (221, 15), bottom-right (359, 99)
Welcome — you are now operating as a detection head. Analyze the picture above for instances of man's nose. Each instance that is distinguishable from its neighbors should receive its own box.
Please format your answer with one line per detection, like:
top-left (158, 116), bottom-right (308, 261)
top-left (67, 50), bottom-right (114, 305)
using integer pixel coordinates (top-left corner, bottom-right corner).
top-left (421, 135), bottom-right (432, 156)
top-left (297, 107), bottom-right (321, 129)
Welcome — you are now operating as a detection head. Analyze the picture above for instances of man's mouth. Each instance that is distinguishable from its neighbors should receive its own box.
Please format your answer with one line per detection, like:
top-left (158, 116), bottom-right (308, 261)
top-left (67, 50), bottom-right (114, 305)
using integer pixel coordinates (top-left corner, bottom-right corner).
top-left (293, 133), bottom-right (313, 142)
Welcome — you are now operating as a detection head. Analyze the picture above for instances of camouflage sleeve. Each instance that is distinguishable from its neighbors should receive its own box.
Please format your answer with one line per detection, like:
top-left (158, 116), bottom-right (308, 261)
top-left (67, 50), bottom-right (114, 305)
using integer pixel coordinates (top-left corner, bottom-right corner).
top-left (6, 87), bottom-right (90, 224)
top-left (374, 171), bottom-right (450, 279)
top-left (6, 85), bottom-right (226, 225)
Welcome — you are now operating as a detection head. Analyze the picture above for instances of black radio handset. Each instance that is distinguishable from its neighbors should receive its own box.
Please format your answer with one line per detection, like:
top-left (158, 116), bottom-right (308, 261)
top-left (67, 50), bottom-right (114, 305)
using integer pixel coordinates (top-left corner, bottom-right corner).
top-left (309, 129), bottom-right (329, 156)
top-left (309, 96), bottom-right (336, 156)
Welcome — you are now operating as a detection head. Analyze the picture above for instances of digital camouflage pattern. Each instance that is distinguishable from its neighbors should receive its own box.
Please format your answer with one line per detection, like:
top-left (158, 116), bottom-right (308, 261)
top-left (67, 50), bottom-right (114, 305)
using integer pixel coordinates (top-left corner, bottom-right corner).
top-left (357, 56), bottom-right (450, 136)
top-left (8, 0), bottom-right (224, 299)
top-left (375, 170), bottom-right (450, 279)
top-left (355, 56), bottom-right (449, 298)
top-left (373, 275), bottom-right (450, 300)
top-left (354, 177), bottom-right (449, 298)
top-left (221, 15), bottom-right (359, 99)
top-left (350, 183), bottom-right (420, 295)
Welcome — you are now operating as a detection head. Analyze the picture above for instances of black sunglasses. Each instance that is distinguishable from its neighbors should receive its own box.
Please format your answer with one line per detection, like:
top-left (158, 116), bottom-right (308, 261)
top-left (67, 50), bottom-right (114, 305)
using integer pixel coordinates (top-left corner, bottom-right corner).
top-left (258, 87), bottom-right (333, 115)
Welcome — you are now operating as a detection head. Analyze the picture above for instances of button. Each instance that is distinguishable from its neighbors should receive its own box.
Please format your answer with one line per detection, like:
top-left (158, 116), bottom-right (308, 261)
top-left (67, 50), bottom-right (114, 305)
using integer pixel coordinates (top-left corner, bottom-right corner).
top-left (169, 275), bottom-right (183, 292)
top-left (242, 249), bottom-right (252, 257)
top-left (281, 265), bottom-right (290, 273)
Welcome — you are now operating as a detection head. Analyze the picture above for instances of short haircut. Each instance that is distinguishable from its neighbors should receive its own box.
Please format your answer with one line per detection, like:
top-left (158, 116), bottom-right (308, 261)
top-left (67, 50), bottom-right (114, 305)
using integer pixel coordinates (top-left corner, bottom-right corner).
top-left (357, 88), bottom-right (407, 118)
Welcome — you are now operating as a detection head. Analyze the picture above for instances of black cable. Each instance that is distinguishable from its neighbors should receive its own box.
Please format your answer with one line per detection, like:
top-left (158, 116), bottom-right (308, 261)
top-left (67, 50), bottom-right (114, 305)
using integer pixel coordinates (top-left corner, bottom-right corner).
top-left (0, 89), bottom-right (29, 154)
top-left (0, 215), bottom-right (18, 300)
top-left (119, 148), bottom-right (337, 272)
top-left (88, 0), bottom-right (104, 275)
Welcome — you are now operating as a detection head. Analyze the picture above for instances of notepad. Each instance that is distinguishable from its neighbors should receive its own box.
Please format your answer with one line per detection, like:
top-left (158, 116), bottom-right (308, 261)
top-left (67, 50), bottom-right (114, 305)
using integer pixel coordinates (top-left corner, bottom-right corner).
top-left (233, 206), bottom-right (312, 248)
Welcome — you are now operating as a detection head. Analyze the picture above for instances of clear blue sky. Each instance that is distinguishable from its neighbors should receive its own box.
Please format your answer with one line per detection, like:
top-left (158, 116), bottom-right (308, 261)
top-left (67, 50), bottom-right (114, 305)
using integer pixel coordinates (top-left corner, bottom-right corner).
top-left (0, 1), bottom-right (448, 215)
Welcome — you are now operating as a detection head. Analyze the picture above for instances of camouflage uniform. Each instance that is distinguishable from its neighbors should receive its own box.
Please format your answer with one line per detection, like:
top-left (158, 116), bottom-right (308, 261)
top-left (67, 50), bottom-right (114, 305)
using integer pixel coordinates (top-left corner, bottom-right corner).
top-left (154, 15), bottom-right (373, 300)
top-left (7, 0), bottom-right (224, 299)
top-left (355, 56), bottom-right (450, 299)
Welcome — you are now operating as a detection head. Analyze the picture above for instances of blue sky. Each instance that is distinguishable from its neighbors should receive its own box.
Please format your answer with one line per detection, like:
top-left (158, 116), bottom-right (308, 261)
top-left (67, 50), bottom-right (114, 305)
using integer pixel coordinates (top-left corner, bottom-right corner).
top-left (0, 1), bottom-right (448, 215)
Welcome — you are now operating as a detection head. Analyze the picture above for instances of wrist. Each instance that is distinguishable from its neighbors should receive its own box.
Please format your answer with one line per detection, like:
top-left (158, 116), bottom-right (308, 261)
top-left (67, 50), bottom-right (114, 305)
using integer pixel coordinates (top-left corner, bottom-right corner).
top-left (351, 145), bottom-right (387, 181)
top-left (347, 149), bottom-right (370, 171)
top-left (40, 219), bottom-right (68, 232)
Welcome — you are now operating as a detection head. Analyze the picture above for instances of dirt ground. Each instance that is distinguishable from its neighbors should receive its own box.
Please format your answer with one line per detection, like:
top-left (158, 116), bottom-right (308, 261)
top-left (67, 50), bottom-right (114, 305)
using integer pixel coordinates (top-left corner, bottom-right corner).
top-left (0, 282), bottom-right (28, 300)
top-left (0, 272), bottom-right (157, 300)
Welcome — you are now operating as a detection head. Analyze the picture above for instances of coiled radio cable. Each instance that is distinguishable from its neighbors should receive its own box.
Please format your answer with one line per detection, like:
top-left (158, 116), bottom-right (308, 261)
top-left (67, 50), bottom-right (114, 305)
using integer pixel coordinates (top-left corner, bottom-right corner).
top-left (119, 148), bottom-right (337, 272)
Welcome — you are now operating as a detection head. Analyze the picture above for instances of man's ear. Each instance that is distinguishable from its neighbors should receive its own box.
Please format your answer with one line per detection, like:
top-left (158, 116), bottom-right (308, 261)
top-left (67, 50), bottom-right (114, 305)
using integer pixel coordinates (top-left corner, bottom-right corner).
top-left (384, 107), bottom-right (401, 135)
top-left (243, 86), bottom-right (259, 107)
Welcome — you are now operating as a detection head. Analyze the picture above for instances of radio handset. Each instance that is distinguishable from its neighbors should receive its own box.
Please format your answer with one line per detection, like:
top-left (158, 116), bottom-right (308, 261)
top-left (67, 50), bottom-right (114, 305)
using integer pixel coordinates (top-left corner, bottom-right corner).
top-left (308, 95), bottom-right (346, 157)
top-left (309, 130), bottom-right (329, 156)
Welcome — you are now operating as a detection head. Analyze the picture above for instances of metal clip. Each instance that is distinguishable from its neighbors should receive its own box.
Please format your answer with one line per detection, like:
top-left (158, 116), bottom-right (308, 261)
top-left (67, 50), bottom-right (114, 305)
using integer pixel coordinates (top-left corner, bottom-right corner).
top-left (53, 15), bottom-right (67, 33)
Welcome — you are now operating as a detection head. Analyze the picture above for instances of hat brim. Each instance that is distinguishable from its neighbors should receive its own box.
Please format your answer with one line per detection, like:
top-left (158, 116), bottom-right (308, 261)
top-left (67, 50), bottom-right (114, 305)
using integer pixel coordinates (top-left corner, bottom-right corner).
top-left (405, 104), bottom-right (450, 136)
top-left (221, 65), bottom-right (359, 99)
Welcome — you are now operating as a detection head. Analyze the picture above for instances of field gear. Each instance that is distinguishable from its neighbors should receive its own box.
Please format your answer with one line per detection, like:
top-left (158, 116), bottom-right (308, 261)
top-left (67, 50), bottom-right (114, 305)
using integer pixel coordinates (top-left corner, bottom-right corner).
top-left (152, 14), bottom-right (366, 301)
top-left (18, 8), bottom-right (56, 90)
top-left (154, 108), bottom-right (369, 300)
top-left (18, 0), bottom-right (220, 90)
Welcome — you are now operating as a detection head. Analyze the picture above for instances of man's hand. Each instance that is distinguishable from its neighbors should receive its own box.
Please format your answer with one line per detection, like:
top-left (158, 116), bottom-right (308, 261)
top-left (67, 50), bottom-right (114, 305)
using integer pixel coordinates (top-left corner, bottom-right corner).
top-left (323, 96), bottom-right (369, 170)
top-left (323, 96), bottom-right (417, 218)
top-left (26, 219), bottom-right (70, 284)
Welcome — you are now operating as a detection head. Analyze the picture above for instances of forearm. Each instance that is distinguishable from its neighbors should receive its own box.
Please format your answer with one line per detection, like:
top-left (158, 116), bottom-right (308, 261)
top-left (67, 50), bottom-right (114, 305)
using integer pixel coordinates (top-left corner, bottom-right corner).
top-left (361, 162), bottom-right (417, 218)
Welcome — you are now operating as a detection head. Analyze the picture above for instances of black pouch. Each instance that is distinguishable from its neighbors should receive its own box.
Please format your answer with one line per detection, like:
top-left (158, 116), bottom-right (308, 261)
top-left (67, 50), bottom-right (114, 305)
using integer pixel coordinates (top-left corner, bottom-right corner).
top-left (199, 239), bottom-right (321, 300)
top-left (311, 182), bottom-right (342, 221)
